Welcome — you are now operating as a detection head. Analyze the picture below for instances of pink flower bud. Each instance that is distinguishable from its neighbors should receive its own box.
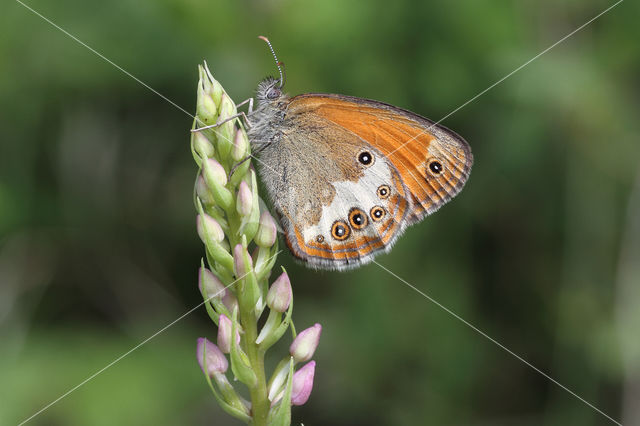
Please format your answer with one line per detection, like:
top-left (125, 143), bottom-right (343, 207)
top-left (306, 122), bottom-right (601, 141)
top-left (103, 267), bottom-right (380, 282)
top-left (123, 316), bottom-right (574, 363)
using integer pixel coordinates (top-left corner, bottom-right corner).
top-left (291, 361), bottom-right (316, 406)
top-left (203, 158), bottom-right (228, 187)
top-left (266, 271), bottom-right (292, 313)
top-left (289, 323), bottom-right (322, 363)
top-left (196, 337), bottom-right (228, 375)
top-left (217, 314), bottom-right (241, 353)
top-left (198, 267), bottom-right (227, 299)
top-left (236, 181), bottom-right (253, 217)
top-left (233, 244), bottom-right (253, 277)
top-left (197, 213), bottom-right (224, 244)
top-left (255, 211), bottom-right (277, 248)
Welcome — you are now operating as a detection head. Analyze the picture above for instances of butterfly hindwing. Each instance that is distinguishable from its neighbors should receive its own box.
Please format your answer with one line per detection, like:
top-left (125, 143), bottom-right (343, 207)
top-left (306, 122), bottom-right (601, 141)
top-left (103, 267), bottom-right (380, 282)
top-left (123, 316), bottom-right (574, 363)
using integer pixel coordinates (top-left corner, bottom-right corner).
top-left (288, 154), bottom-right (411, 270)
top-left (256, 111), bottom-right (411, 270)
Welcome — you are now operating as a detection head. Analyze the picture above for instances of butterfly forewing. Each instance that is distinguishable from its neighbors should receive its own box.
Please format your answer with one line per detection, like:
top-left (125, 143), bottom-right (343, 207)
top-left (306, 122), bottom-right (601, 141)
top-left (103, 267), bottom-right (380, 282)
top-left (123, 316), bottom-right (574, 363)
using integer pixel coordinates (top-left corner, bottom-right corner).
top-left (289, 94), bottom-right (473, 221)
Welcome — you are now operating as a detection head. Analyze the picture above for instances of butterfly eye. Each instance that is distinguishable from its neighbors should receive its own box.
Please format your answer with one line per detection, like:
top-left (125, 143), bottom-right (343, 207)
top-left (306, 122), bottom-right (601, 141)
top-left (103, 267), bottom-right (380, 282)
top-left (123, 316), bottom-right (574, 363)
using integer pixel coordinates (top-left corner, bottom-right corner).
top-left (331, 220), bottom-right (350, 241)
top-left (266, 88), bottom-right (281, 99)
top-left (349, 208), bottom-right (368, 230)
top-left (358, 151), bottom-right (373, 166)
top-left (427, 159), bottom-right (444, 176)
top-left (377, 185), bottom-right (390, 199)
top-left (370, 206), bottom-right (385, 222)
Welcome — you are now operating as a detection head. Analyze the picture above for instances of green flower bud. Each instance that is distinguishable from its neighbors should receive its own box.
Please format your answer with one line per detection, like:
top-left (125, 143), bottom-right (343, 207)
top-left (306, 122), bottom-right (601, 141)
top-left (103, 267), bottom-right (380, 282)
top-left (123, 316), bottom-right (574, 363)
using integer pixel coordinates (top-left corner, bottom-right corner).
top-left (235, 171), bottom-right (260, 242)
top-left (229, 308), bottom-right (258, 387)
top-left (203, 158), bottom-right (228, 187)
top-left (193, 131), bottom-right (215, 159)
top-left (255, 210), bottom-right (278, 248)
top-left (196, 175), bottom-right (215, 206)
top-left (213, 372), bottom-right (251, 419)
top-left (201, 61), bottom-right (223, 106)
top-left (215, 93), bottom-right (237, 159)
top-left (197, 213), bottom-right (224, 244)
top-left (196, 89), bottom-right (217, 124)
top-left (196, 199), bottom-right (234, 273)
top-left (231, 127), bottom-right (249, 162)
top-left (202, 158), bottom-right (233, 211)
top-left (196, 67), bottom-right (218, 125)
top-left (233, 239), bottom-right (260, 313)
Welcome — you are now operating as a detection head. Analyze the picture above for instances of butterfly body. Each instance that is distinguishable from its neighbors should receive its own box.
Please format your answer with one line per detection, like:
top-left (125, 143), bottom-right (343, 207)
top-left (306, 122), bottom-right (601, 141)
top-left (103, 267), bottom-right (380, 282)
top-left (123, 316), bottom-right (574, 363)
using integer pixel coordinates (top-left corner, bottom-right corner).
top-left (247, 77), bottom-right (472, 270)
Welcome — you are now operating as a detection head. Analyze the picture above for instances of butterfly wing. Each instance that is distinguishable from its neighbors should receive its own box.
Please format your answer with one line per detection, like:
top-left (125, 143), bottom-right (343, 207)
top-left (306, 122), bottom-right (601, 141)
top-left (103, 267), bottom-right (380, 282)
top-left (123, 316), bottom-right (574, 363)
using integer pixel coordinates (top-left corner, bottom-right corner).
top-left (256, 93), bottom-right (472, 270)
top-left (289, 94), bottom-right (473, 222)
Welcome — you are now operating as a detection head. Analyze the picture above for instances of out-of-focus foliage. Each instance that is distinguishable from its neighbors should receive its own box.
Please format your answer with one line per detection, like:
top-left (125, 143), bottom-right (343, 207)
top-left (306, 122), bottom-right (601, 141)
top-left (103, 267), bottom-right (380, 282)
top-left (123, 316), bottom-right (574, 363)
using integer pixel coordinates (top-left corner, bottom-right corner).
top-left (1, 0), bottom-right (639, 425)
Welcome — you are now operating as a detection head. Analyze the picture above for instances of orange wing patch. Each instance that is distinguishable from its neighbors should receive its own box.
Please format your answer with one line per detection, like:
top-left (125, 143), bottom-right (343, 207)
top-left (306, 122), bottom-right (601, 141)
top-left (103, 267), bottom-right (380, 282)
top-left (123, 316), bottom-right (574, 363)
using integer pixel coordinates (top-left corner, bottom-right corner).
top-left (288, 95), bottom-right (472, 220)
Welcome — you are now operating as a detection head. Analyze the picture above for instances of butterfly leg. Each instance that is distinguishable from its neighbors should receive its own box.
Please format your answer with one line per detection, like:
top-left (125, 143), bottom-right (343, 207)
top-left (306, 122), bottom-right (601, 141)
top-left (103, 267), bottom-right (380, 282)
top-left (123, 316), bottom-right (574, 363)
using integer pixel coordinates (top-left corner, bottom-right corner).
top-left (235, 97), bottom-right (254, 114)
top-left (191, 111), bottom-right (250, 133)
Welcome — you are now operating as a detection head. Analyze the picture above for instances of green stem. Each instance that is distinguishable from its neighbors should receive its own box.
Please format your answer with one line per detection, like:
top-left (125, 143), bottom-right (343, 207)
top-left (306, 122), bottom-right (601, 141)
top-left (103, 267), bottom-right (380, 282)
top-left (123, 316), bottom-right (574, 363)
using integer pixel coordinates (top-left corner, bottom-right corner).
top-left (241, 300), bottom-right (269, 425)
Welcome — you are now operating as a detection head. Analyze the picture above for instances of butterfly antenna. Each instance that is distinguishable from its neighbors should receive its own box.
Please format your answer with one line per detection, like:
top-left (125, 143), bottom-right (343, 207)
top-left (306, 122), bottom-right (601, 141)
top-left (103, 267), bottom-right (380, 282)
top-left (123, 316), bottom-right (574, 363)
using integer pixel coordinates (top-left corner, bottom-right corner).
top-left (277, 61), bottom-right (286, 88)
top-left (258, 36), bottom-right (284, 87)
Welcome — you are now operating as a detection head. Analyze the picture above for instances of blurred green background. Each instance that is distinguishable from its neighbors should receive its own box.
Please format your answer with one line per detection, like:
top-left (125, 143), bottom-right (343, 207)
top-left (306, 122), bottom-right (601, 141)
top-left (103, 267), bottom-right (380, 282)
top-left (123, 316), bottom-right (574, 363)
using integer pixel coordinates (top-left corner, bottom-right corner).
top-left (1, 0), bottom-right (639, 425)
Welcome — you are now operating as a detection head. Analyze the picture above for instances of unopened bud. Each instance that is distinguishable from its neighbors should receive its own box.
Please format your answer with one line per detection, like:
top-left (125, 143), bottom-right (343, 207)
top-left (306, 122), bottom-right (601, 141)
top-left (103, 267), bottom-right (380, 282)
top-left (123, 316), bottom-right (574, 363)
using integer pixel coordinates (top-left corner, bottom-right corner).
top-left (291, 361), bottom-right (316, 406)
top-left (201, 62), bottom-right (223, 106)
top-left (196, 337), bottom-right (228, 375)
top-left (196, 83), bottom-right (218, 123)
top-left (289, 324), bottom-right (322, 363)
top-left (266, 271), bottom-right (292, 313)
top-left (219, 92), bottom-right (237, 118)
top-left (255, 211), bottom-right (277, 248)
top-left (196, 175), bottom-right (215, 205)
top-left (197, 214), bottom-right (224, 244)
top-left (203, 158), bottom-right (228, 187)
top-left (193, 131), bottom-right (215, 159)
top-left (198, 266), bottom-right (227, 299)
top-left (233, 244), bottom-right (253, 277)
top-left (232, 128), bottom-right (249, 162)
top-left (217, 314), bottom-right (241, 353)
top-left (236, 181), bottom-right (253, 217)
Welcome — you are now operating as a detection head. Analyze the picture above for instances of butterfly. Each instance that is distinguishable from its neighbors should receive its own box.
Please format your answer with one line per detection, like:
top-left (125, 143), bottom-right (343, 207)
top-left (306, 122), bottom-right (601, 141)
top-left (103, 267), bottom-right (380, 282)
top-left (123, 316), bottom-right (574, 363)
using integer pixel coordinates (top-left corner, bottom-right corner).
top-left (241, 38), bottom-right (471, 271)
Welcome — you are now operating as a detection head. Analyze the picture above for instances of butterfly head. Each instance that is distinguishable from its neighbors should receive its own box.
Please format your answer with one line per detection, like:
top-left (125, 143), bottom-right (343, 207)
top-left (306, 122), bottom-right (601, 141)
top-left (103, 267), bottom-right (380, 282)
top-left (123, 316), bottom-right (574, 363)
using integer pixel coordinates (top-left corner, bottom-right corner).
top-left (256, 36), bottom-right (288, 106)
top-left (256, 76), bottom-right (286, 104)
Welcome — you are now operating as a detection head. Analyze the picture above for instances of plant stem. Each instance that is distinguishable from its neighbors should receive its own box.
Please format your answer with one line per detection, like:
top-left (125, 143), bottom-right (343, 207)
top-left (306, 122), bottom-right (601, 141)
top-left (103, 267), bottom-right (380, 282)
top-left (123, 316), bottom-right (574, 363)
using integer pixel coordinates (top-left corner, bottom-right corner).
top-left (241, 300), bottom-right (269, 425)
